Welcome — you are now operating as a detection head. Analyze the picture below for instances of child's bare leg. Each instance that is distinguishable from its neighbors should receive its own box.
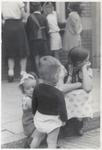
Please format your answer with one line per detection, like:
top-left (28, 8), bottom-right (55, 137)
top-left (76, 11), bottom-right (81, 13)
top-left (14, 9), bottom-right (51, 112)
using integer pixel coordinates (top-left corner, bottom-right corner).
top-left (47, 128), bottom-right (60, 148)
top-left (35, 55), bottom-right (40, 76)
top-left (30, 129), bottom-right (45, 148)
top-left (54, 51), bottom-right (59, 60)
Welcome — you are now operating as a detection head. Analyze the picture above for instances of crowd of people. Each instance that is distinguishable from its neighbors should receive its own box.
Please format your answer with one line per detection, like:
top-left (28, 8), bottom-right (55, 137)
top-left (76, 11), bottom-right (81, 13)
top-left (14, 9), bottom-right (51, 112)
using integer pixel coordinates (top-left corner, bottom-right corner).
top-left (2, 2), bottom-right (93, 148)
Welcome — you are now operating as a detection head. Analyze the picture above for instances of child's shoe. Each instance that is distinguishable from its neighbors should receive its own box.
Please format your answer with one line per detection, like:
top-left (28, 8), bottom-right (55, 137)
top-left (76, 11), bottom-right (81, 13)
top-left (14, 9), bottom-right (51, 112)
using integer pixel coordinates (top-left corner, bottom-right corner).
top-left (75, 120), bottom-right (84, 136)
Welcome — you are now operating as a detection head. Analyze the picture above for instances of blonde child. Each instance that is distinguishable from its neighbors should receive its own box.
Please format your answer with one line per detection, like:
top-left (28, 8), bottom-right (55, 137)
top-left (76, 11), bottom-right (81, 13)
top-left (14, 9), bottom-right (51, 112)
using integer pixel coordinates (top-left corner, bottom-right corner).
top-left (19, 72), bottom-right (38, 148)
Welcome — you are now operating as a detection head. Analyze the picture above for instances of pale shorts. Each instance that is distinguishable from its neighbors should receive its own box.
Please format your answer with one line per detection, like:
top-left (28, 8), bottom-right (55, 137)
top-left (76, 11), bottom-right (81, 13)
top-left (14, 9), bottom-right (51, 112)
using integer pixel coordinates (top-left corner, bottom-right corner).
top-left (50, 32), bottom-right (62, 50)
top-left (34, 111), bottom-right (62, 134)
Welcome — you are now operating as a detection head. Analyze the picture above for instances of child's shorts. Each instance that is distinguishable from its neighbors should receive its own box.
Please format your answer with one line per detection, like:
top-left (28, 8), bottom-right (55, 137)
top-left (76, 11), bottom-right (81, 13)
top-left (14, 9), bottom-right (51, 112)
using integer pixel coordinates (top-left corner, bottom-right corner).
top-left (50, 32), bottom-right (62, 50)
top-left (34, 111), bottom-right (62, 134)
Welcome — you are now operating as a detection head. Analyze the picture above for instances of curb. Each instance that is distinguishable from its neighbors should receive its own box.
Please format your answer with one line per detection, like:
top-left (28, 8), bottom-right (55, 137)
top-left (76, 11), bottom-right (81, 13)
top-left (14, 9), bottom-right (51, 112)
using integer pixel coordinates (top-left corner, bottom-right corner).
top-left (1, 115), bottom-right (100, 148)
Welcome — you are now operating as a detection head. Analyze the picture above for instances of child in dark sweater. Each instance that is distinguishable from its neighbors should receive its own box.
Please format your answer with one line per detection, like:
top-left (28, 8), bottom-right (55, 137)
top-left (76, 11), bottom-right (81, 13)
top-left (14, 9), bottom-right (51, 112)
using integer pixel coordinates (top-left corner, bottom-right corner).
top-left (31, 56), bottom-right (67, 148)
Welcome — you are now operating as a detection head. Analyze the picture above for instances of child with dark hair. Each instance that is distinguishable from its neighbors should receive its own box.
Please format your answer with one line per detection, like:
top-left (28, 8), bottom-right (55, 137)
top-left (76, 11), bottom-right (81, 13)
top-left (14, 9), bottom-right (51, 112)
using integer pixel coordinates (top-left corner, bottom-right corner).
top-left (19, 72), bottom-right (38, 148)
top-left (63, 2), bottom-right (82, 53)
top-left (57, 46), bottom-right (93, 136)
top-left (26, 2), bottom-right (49, 76)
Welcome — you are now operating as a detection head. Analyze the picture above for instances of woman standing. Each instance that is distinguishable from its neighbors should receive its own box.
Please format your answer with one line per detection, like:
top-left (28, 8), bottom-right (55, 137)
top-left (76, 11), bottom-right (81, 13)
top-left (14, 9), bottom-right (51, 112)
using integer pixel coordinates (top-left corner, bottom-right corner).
top-left (2, 2), bottom-right (30, 82)
top-left (63, 2), bottom-right (82, 54)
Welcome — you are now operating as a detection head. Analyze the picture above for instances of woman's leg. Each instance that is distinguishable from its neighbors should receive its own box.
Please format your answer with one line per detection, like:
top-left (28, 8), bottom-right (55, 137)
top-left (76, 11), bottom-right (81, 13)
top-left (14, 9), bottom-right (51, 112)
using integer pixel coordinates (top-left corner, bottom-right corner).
top-left (20, 57), bottom-right (27, 76)
top-left (8, 58), bottom-right (15, 82)
top-left (30, 129), bottom-right (45, 148)
top-left (47, 128), bottom-right (60, 148)
top-left (8, 58), bottom-right (15, 75)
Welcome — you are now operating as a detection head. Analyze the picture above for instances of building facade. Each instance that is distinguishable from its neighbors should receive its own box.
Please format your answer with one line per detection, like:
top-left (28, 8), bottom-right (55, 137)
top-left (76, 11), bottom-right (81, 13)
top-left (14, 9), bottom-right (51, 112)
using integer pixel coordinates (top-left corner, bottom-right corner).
top-left (2, 2), bottom-right (101, 80)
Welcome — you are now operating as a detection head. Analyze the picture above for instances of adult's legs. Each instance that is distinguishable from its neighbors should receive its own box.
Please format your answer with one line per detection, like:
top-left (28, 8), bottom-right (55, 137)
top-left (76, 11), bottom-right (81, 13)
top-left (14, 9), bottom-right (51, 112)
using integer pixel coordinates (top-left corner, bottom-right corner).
top-left (47, 128), bottom-right (60, 148)
top-left (30, 129), bottom-right (45, 148)
top-left (20, 57), bottom-right (27, 76)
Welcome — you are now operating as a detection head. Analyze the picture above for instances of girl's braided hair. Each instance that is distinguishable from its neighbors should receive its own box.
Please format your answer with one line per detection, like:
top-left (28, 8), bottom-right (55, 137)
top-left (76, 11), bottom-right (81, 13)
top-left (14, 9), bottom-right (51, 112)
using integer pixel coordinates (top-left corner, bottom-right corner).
top-left (68, 46), bottom-right (89, 83)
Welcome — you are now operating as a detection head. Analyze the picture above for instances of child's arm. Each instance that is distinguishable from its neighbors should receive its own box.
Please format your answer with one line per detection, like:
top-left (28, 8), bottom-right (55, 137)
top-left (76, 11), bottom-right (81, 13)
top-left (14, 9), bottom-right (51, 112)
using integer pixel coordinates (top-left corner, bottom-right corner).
top-left (32, 88), bottom-right (38, 115)
top-left (22, 96), bottom-right (32, 109)
top-left (71, 15), bottom-right (82, 35)
top-left (74, 23), bottom-right (82, 35)
top-left (81, 63), bottom-right (93, 93)
top-left (60, 82), bottom-right (82, 94)
top-left (77, 24), bottom-right (83, 34)
top-left (25, 98), bottom-right (32, 109)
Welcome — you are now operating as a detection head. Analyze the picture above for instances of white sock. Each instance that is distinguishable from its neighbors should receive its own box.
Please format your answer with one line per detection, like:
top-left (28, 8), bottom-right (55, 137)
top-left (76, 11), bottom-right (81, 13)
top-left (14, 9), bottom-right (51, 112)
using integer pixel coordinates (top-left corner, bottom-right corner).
top-left (20, 71), bottom-right (27, 76)
top-left (8, 70), bottom-right (14, 76)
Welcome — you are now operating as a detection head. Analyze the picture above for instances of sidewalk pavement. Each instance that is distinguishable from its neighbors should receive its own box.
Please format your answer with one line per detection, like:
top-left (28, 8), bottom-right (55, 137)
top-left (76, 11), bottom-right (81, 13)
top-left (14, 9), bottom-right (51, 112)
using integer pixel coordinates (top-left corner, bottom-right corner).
top-left (1, 69), bottom-right (100, 147)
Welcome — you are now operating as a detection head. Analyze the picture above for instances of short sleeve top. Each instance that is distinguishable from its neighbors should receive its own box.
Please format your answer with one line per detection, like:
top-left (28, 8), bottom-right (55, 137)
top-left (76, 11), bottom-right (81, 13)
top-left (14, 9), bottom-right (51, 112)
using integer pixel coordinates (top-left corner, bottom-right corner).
top-left (47, 13), bottom-right (60, 33)
top-left (2, 2), bottom-right (24, 20)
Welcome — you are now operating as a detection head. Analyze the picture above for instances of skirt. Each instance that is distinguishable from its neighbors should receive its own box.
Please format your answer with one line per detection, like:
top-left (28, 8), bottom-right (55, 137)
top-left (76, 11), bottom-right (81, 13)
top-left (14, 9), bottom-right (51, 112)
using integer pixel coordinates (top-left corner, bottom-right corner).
top-left (34, 111), bottom-right (62, 134)
top-left (50, 32), bottom-right (62, 50)
top-left (65, 89), bottom-right (93, 120)
top-left (2, 19), bottom-right (30, 59)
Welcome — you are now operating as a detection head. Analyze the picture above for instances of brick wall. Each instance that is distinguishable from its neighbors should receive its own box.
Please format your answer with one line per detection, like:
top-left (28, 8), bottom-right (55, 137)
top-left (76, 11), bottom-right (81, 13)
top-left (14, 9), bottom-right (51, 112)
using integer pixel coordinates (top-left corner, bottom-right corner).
top-left (2, 2), bottom-right (93, 80)
top-left (81, 2), bottom-right (91, 17)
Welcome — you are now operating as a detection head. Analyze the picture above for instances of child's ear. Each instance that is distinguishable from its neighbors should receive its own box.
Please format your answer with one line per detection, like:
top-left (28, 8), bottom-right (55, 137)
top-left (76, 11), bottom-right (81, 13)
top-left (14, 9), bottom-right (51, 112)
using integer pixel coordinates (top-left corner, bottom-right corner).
top-left (53, 73), bottom-right (58, 80)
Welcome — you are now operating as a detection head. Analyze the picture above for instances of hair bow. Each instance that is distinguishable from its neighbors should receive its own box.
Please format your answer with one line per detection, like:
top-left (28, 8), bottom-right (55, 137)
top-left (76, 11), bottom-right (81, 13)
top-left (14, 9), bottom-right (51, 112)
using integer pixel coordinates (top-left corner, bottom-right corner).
top-left (19, 73), bottom-right (34, 85)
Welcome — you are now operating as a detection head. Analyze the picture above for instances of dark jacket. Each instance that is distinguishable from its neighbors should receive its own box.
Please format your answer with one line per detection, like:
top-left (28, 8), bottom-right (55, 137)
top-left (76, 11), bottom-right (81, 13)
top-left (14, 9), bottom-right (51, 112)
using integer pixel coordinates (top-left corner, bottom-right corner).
top-left (26, 13), bottom-right (49, 42)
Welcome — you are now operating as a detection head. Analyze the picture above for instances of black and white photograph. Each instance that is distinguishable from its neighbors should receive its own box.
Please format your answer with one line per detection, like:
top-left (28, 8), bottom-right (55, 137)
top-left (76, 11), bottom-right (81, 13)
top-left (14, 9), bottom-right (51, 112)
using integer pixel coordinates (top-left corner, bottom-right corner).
top-left (1, 0), bottom-right (101, 149)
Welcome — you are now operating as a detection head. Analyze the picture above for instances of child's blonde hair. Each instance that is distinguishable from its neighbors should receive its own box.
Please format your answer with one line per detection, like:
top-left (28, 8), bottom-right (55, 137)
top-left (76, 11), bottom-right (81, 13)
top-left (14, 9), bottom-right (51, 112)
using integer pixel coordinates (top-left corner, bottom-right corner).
top-left (19, 72), bottom-right (38, 94)
top-left (38, 56), bottom-right (61, 81)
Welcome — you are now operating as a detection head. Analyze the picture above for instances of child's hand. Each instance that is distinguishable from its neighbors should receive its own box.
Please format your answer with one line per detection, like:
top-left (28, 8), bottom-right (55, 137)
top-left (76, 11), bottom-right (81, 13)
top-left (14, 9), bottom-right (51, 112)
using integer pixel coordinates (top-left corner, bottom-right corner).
top-left (62, 122), bottom-right (66, 126)
top-left (82, 61), bottom-right (91, 69)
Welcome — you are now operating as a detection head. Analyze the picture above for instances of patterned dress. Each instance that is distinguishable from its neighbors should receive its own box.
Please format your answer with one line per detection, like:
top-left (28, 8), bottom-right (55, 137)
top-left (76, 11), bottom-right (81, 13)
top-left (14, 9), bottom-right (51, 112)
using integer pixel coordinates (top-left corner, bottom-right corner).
top-left (56, 65), bottom-right (93, 120)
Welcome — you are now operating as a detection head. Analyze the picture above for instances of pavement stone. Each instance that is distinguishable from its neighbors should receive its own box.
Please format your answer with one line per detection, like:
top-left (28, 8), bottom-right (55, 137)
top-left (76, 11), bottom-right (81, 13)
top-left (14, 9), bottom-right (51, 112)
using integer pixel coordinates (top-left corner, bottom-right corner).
top-left (1, 128), bottom-right (100, 148)
top-left (1, 69), bottom-right (100, 147)
top-left (57, 128), bottom-right (100, 149)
